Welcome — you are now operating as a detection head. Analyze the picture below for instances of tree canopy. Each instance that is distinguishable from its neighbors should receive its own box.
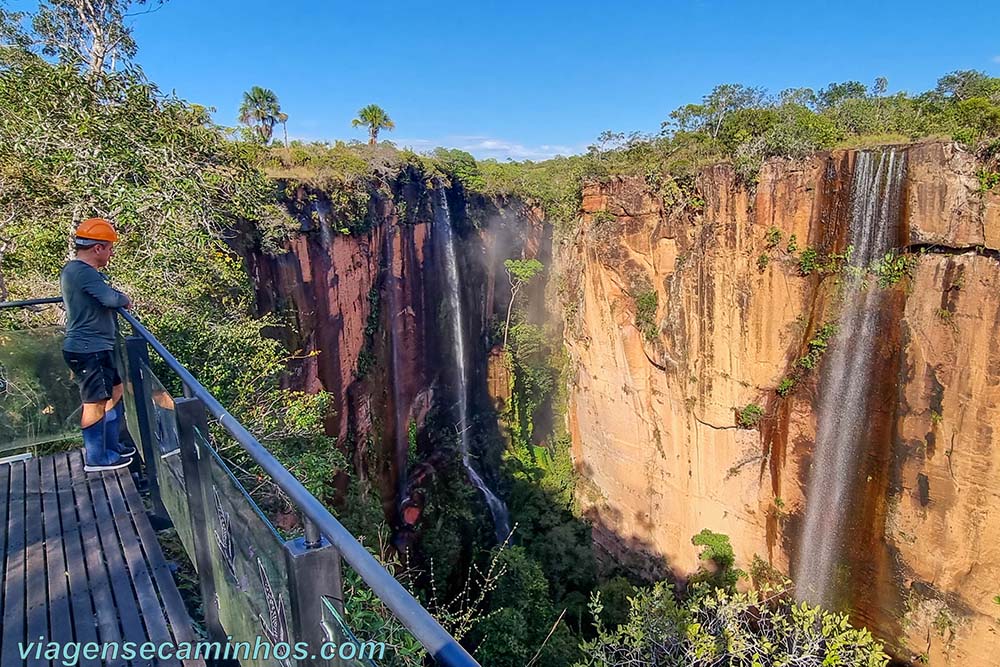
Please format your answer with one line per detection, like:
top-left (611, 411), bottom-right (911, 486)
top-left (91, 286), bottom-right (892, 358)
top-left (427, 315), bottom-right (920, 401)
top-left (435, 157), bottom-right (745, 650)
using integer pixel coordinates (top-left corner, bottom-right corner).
top-left (352, 103), bottom-right (395, 145)
top-left (239, 85), bottom-right (287, 144)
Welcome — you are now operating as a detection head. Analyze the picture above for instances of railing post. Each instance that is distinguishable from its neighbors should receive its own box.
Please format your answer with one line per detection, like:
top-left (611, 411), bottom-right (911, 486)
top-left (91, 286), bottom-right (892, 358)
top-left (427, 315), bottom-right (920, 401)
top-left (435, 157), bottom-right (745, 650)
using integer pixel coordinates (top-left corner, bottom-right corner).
top-left (284, 528), bottom-right (344, 666)
top-left (176, 396), bottom-right (235, 665)
top-left (125, 335), bottom-right (167, 521)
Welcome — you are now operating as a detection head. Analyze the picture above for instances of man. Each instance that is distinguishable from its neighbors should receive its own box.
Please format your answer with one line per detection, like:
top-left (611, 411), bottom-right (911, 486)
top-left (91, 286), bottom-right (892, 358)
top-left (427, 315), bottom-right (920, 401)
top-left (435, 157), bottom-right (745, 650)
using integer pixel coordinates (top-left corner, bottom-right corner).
top-left (61, 217), bottom-right (136, 472)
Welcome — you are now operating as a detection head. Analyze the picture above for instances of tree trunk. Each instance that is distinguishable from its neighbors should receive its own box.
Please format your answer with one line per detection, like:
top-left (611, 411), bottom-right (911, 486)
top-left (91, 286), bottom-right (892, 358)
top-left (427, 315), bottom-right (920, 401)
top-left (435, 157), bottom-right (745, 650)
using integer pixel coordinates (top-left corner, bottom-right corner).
top-left (502, 283), bottom-right (519, 349)
top-left (283, 121), bottom-right (288, 148)
top-left (369, 127), bottom-right (377, 145)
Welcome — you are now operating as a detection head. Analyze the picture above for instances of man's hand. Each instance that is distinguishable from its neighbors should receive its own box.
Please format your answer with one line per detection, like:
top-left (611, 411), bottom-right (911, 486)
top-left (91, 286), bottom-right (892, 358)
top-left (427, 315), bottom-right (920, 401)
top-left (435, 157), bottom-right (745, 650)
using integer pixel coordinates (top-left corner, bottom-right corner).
top-left (121, 294), bottom-right (133, 310)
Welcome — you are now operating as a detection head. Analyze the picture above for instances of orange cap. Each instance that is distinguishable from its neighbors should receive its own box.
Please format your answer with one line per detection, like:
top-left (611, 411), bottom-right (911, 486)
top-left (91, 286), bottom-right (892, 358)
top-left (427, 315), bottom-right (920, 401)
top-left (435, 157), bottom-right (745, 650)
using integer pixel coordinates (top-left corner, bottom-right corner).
top-left (75, 217), bottom-right (119, 243)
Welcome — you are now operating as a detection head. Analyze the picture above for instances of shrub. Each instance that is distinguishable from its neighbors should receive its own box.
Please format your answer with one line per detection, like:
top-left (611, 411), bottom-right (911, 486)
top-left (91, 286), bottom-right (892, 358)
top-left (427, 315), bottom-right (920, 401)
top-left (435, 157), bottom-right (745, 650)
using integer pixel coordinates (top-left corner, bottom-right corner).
top-left (786, 234), bottom-right (799, 253)
top-left (874, 251), bottom-right (918, 287)
top-left (777, 377), bottom-right (796, 396)
top-left (756, 253), bottom-right (770, 271)
top-left (580, 580), bottom-right (891, 667)
top-left (633, 290), bottom-right (659, 342)
top-left (737, 403), bottom-right (764, 429)
top-left (765, 226), bottom-right (782, 249)
top-left (979, 169), bottom-right (1000, 192)
top-left (690, 529), bottom-right (744, 590)
top-left (798, 247), bottom-right (820, 275)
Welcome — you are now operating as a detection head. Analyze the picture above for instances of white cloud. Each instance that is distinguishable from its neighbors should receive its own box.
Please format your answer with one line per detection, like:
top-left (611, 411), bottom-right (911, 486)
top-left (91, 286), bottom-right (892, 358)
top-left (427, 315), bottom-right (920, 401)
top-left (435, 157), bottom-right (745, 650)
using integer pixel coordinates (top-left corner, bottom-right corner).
top-left (394, 134), bottom-right (582, 161)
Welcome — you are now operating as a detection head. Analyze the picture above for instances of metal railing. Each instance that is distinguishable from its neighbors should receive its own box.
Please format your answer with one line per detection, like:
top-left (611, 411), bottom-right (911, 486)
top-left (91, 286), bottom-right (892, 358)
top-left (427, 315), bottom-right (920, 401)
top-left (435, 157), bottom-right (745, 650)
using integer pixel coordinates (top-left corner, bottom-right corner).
top-left (0, 297), bottom-right (480, 667)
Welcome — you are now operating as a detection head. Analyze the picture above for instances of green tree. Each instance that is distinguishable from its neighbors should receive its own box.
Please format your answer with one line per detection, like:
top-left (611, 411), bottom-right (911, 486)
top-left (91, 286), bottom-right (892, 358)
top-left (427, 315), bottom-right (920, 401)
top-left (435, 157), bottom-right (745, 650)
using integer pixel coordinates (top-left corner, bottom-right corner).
top-left (239, 85), bottom-right (285, 144)
top-left (935, 70), bottom-right (1000, 102)
top-left (30, 0), bottom-right (162, 76)
top-left (352, 103), bottom-right (395, 145)
top-left (817, 80), bottom-right (867, 109)
top-left (667, 83), bottom-right (768, 138)
top-left (473, 546), bottom-right (579, 667)
top-left (502, 258), bottom-right (544, 349)
top-left (579, 580), bottom-right (890, 667)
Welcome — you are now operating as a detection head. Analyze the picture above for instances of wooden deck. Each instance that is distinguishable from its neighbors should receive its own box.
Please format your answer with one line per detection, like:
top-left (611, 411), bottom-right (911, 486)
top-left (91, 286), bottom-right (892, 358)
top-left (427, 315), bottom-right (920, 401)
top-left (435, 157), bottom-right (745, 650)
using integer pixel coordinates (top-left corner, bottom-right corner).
top-left (1, 450), bottom-right (203, 667)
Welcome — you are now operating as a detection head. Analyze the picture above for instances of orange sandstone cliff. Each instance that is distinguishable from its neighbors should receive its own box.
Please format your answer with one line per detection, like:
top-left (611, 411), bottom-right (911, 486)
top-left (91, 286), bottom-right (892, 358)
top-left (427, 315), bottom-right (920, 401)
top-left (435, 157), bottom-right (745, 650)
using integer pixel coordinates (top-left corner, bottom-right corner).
top-left (561, 140), bottom-right (1000, 665)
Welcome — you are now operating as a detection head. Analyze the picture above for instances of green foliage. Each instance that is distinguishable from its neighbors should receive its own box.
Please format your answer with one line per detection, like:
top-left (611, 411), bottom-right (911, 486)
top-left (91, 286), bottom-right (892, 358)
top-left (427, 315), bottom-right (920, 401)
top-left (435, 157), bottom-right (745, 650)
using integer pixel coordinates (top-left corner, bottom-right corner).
top-left (594, 577), bottom-right (636, 629)
top-left (736, 403), bottom-right (763, 429)
top-left (797, 321), bottom-right (838, 371)
top-left (504, 258), bottom-right (544, 284)
top-left (756, 252), bottom-right (769, 272)
top-left (355, 286), bottom-right (380, 379)
top-left (478, 155), bottom-right (592, 229)
top-left (432, 148), bottom-right (486, 191)
top-left (579, 580), bottom-right (891, 667)
top-left (29, 0), bottom-right (149, 74)
top-left (0, 40), bottom-right (330, 471)
top-left (351, 103), bottom-right (395, 145)
top-left (978, 168), bottom-right (1000, 192)
top-left (239, 86), bottom-right (286, 144)
top-left (798, 246), bottom-right (820, 275)
top-left (765, 226), bottom-right (782, 249)
top-left (633, 289), bottom-right (659, 342)
top-left (776, 377), bottom-right (796, 397)
top-left (690, 529), bottom-right (744, 591)
top-left (874, 251), bottom-right (918, 287)
top-left (786, 234), bottom-right (799, 253)
top-left (472, 546), bottom-right (581, 667)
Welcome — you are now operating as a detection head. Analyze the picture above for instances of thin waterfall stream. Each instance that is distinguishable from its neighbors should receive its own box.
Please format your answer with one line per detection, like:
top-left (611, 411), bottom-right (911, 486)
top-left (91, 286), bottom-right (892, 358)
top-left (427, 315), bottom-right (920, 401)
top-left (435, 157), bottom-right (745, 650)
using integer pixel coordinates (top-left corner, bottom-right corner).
top-left (434, 187), bottom-right (512, 542)
top-left (795, 149), bottom-right (907, 607)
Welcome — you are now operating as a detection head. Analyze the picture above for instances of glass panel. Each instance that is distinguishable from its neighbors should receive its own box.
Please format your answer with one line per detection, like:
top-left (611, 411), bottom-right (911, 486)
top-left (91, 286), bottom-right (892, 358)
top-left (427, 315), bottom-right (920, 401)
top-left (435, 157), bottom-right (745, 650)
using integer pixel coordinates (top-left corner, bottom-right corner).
top-left (0, 327), bottom-right (81, 455)
top-left (198, 428), bottom-right (297, 667)
top-left (115, 336), bottom-right (140, 456)
top-left (143, 362), bottom-right (181, 456)
top-left (320, 597), bottom-right (380, 666)
top-left (136, 361), bottom-right (196, 562)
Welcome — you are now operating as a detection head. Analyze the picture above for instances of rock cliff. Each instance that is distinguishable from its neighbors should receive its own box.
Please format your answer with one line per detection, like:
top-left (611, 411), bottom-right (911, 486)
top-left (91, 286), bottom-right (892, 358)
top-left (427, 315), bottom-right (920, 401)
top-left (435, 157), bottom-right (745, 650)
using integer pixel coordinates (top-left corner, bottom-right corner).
top-left (563, 140), bottom-right (1000, 665)
top-left (239, 175), bottom-right (545, 523)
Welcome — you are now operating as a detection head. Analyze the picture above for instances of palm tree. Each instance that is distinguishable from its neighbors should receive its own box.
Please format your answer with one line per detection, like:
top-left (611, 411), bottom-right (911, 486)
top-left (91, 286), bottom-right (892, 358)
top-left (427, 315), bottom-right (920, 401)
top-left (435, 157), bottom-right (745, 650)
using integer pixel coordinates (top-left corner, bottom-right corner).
top-left (239, 86), bottom-right (285, 144)
top-left (277, 111), bottom-right (289, 148)
top-left (352, 104), bottom-right (395, 145)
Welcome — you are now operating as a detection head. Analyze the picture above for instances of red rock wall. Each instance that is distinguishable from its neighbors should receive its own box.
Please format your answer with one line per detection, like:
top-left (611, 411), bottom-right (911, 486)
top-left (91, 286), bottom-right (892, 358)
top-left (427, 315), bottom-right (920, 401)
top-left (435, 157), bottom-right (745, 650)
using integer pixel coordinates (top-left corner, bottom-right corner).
top-left (241, 183), bottom-right (546, 519)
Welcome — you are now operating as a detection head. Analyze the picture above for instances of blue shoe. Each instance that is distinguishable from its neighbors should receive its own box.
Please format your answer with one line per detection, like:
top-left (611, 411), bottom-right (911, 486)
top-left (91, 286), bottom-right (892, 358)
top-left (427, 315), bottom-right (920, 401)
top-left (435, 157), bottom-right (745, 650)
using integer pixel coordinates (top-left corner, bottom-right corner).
top-left (82, 416), bottom-right (133, 472)
top-left (105, 403), bottom-right (137, 457)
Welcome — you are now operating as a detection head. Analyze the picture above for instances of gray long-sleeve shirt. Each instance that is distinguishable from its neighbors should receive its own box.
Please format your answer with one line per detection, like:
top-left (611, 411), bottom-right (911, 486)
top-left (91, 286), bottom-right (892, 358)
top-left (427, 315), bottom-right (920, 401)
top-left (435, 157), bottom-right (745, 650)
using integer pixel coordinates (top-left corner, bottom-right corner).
top-left (60, 259), bottom-right (129, 353)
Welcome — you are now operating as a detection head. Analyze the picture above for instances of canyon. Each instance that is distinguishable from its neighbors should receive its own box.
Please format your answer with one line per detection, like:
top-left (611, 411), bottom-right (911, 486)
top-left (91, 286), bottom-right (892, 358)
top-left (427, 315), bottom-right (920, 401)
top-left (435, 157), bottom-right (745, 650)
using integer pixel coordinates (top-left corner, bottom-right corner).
top-left (240, 141), bottom-right (1000, 665)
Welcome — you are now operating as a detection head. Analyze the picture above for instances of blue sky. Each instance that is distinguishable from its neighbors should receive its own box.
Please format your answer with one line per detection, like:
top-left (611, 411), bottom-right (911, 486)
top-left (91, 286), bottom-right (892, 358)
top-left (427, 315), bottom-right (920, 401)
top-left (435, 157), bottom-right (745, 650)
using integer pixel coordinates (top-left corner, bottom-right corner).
top-left (24, 1), bottom-right (1000, 159)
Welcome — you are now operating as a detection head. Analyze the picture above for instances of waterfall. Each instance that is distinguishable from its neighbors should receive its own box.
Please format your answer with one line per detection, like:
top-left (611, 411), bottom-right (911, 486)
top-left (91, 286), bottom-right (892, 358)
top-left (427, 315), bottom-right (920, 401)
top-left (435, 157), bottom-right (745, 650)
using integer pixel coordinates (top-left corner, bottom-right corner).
top-left (434, 187), bottom-right (512, 542)
top-left (385, 224), bottom-right (408, 497)
top-left (795, 149), bottom-right (906, 607)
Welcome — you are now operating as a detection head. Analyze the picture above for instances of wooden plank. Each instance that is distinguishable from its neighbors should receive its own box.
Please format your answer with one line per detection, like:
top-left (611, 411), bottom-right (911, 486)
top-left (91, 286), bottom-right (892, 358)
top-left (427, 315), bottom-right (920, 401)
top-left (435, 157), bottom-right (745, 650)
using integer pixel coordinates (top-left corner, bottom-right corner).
top-left (84, 459), bottom-right (150, 666)
top-left (24, 456), bottom-right (50, 667)
top-left (119, 468), bottom-right (203, 652)
top-left (69, 450), bottom-right (124, 667)
top-left (41, 456), bottom-right (72, 650)
top-left (1, 461), bottom-right (25, 666)
top-left (54, 452), bottom-right (99, 667)
top-left (101, 470), bottom-right (178, 667)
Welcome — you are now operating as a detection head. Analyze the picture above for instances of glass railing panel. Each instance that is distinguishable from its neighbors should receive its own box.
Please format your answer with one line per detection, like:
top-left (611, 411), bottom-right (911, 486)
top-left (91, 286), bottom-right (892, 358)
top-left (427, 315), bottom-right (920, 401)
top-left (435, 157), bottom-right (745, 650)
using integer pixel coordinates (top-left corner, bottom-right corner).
top-left (197, 428), bottom-right (298, 666)
top-left (136, 361), bottom-right (197, 561)
top-left (0, 326), bottom-right (81, 455)
top-left (319, 596), bottom-right (381, 666)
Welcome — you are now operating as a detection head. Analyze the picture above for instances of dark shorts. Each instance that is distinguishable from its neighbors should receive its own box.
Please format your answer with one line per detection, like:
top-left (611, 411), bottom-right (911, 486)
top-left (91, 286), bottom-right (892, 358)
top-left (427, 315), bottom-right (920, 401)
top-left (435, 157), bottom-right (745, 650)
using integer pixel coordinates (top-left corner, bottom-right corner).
top-left (63, 350), bottom-right (122, 404)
